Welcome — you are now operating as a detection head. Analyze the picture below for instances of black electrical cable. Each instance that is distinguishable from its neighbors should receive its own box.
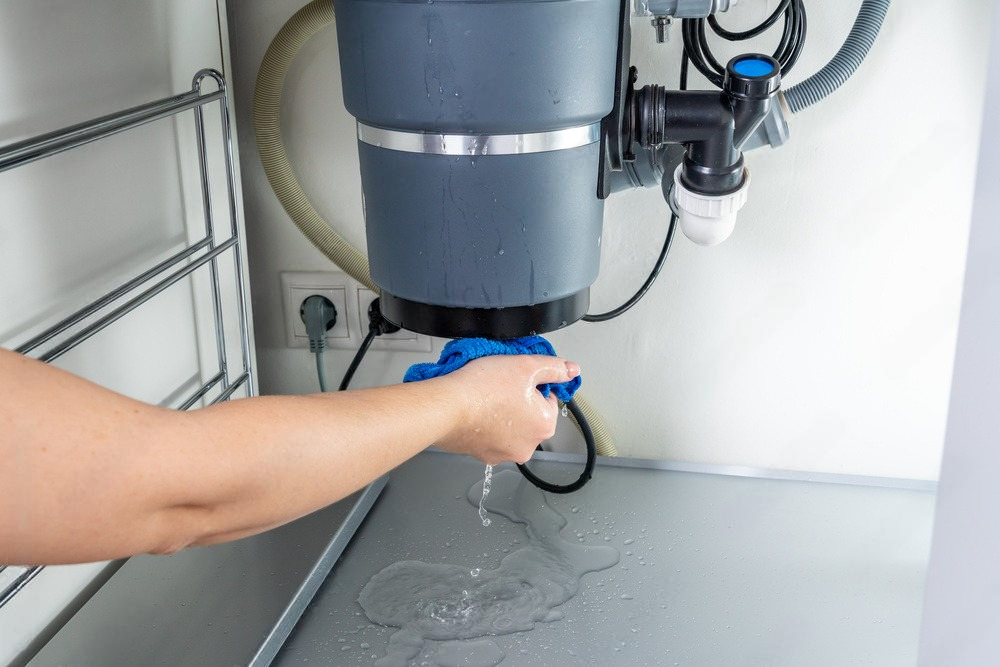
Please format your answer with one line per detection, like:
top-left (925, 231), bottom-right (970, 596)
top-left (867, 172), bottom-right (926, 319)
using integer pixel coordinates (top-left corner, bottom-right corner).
top-left (327, 297), bottom-right (595, 493)
top-left (682, 0), bottom-right (807, 88)
top-left (708, 0), bottom-right (789, 40)
top-left (682, 20), bottom-right (725, 88)
top-left (693, 18), bottom-right (726, 83)
top-left (337, 297), bottom-right (399, 391)
top-left (582, 212), bottom-right (677, 323)
top-left (517, 398), bottom-right (596, 494)
top-left (774, 0), bottom-right (807, 76)
top-left (338, 328), bottom-right (377, 391)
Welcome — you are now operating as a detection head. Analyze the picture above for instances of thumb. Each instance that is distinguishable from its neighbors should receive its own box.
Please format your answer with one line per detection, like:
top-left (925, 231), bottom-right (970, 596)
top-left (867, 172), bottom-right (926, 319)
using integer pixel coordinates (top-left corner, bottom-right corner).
top-left (529, 357), bottom-right (581, 387)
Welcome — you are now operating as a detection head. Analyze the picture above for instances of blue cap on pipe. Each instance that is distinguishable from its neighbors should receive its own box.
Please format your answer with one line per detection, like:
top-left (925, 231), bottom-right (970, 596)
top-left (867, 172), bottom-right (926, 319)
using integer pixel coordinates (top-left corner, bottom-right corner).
top-left (732, 58), bottom-right (775, 78)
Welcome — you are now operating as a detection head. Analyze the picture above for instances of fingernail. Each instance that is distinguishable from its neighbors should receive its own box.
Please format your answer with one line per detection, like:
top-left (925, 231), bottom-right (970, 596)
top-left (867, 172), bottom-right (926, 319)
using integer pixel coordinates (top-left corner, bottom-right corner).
top-left (565, 361), bottom-right (581, 377)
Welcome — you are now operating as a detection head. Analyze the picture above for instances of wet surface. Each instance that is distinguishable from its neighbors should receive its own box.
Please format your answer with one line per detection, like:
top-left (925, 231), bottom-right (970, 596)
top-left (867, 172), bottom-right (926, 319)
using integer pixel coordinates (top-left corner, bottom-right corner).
top-left (276, 451), bottom-right (935, 666)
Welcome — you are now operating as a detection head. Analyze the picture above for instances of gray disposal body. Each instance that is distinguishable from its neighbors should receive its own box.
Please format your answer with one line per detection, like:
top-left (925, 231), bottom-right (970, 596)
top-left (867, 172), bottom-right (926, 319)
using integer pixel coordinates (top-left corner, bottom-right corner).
top-left (333, 0), bottom-right (621, 338)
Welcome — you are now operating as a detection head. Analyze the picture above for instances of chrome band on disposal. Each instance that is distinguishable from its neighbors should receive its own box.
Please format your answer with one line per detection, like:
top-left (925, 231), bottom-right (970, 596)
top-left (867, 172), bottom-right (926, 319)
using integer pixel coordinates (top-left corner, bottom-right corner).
top-left (356, 122), bottom-right (602, 156)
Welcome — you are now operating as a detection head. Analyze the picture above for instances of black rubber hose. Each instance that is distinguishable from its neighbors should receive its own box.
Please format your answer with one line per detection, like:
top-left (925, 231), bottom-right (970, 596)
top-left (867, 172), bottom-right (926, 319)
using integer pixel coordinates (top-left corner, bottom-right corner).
top-left (517, 398), bottom-right (596, 494)
top-left (783, 0), bottom-right (891, 113)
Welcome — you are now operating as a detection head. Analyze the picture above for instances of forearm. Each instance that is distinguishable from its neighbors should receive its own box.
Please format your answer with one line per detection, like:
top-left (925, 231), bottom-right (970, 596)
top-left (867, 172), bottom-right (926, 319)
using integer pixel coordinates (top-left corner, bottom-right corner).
top-left (172, 382), bottom-right (465, 548)
top-left (0, 349), bottom-right (464, 564)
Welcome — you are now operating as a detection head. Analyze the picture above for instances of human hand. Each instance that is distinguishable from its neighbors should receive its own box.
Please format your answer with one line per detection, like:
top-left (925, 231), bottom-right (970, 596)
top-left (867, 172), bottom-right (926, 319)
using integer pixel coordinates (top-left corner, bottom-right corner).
top-left (434, 355), bottom-right (581, 465)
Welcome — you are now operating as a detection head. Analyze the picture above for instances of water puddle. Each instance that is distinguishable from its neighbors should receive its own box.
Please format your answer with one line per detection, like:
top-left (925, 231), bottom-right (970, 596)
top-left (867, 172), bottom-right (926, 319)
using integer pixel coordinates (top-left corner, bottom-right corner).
top-left (357, 469), bottom-right (619, 665)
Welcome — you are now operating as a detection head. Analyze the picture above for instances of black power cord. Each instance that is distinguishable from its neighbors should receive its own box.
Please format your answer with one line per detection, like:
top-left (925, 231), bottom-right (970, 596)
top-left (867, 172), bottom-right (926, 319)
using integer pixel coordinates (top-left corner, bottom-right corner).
top-left (331, 297), bottom-right (597, 494)
top-left (582, 211), bottom-right (678, 323)
top-left (338, 329), bottom-right (376, 391)
top-left (517, 398), bottom-right (596, 494)
top-left (682, 0), bottom-right (807, 89)
top-left (339, 297), bottom-right (399, 391)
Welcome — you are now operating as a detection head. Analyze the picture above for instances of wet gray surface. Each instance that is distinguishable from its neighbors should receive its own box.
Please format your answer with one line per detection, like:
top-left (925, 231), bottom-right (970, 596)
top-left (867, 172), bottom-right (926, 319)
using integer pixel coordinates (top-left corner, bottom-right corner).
top-left (276, 451), bottom-right (936, 666)
top-left (29, 482), bottom-right (384, 667)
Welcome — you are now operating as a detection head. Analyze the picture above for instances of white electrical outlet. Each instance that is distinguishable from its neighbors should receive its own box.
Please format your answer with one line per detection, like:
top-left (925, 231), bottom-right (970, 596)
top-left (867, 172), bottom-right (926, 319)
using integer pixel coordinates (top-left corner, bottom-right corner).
top-left (281, 271), bottom-right (433, 353)
top-left (355, 286), bottom-right (433, 352)
top-left (281, 271), bottom-right (355, 349)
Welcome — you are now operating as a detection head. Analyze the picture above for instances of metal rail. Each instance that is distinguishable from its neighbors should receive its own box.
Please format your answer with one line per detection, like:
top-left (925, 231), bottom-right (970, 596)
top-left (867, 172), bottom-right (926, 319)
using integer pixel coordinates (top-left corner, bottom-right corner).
top-left (34, 237), bottom-right (238, 363)
top-left (0, 69), bottom-right (254, 608)
top-left (0, 566), bottom-right (41, 609)
top-left (13, 238), bottom-right (213, 355)
top-left (0, 90), bottom-right (224, 174)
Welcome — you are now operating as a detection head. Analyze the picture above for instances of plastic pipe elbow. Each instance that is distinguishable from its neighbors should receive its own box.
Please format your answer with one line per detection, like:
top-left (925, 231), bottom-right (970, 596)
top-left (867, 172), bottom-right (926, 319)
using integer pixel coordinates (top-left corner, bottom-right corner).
top-left (670, 164), bottom-right (750, 246)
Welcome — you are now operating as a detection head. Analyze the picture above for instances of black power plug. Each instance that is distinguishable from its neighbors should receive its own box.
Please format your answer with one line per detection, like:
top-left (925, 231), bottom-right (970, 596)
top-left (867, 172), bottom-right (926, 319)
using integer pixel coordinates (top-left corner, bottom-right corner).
top-left (365, 297), bottom-right (399, 336)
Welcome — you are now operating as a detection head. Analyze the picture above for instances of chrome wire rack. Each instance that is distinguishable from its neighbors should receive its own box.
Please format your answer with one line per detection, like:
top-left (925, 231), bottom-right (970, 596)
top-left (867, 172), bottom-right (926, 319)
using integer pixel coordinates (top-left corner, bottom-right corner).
top-left (0, 69), bottom-right (253, 607)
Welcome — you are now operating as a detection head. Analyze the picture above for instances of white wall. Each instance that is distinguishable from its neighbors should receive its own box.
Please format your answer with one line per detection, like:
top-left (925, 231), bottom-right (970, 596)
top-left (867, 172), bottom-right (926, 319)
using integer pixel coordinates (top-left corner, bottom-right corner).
top-left (228, 0), bottom-right (993, 480)
top-left (0, 1), bottom-right (244, 662)
top-left (919, 4), bottom-right (1000, 660)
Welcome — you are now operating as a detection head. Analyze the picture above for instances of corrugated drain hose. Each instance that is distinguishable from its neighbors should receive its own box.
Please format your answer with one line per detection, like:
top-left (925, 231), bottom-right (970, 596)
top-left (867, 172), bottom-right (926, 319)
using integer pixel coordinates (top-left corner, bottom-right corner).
top-left (783, 0), bottom-right (891, 113)
top-left (252, 0), bottom-right (618, 458)
top-left (252, 0), bottom-right (375, 292)
top-left (572, 392), bottom-right (617, 457)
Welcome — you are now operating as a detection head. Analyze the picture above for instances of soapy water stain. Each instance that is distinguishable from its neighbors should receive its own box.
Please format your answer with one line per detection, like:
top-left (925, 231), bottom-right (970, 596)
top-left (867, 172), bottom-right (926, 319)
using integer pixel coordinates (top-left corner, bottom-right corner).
top-left (357, 469), bottom-right (620, 666)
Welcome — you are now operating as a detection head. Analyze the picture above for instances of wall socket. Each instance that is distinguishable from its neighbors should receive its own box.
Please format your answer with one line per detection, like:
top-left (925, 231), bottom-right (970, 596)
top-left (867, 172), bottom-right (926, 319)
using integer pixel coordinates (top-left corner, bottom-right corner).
top-left (281, 271), bottom-right (432, 352)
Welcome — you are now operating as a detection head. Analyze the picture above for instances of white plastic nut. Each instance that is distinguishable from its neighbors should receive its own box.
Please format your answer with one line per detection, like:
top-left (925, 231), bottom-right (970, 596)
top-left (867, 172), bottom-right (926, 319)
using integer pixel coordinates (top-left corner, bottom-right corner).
top-left (672, 164), bottom-right (751, 246)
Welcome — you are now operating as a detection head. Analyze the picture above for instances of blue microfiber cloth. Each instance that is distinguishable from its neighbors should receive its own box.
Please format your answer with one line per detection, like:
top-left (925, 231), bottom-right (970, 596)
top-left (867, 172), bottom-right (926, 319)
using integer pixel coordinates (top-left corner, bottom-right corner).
top-left (404, 335), bottom-right (581, 402)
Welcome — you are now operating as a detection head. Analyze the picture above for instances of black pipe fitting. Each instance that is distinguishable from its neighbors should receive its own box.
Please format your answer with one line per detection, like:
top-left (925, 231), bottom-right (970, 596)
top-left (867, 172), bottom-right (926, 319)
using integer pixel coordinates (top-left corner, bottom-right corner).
top-left (623, 53), bottom-right (780, 197)
top-left (724, 54), bottom-right (783, 148)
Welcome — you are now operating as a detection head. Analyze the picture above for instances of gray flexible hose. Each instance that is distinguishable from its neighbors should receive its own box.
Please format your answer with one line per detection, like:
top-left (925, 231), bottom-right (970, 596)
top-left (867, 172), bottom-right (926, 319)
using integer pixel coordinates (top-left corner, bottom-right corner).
top-left (784, 0), bottom-right (891, 113)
